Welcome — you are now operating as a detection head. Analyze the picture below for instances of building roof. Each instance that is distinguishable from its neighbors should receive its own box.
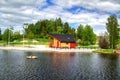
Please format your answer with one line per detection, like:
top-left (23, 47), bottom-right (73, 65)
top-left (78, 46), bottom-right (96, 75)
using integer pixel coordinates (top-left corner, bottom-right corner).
top-left (49, 34), bottom-right (75, 43)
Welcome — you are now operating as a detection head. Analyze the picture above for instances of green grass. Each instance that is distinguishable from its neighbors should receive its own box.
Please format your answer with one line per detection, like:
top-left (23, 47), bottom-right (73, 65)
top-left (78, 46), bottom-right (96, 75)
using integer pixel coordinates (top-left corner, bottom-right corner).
top-left (0, 38), bottom-right (49, 46)
top-left (36, 38), bottom-right (49, 45)
top-left (78, 45), bottom-right (99, 49)
top-left (93, 49), bottom-right (114, 54)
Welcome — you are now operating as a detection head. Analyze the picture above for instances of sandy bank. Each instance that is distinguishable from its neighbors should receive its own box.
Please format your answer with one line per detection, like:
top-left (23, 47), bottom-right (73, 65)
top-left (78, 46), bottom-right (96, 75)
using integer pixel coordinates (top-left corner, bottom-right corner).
top-left (0, 45), bottom-right (95, 53)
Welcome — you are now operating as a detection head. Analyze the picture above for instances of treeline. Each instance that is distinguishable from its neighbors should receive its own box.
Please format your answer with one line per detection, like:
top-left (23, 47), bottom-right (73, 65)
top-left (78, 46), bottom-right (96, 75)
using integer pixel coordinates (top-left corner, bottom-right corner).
top-left (25, 18), bottom-right (97, 46)
top-left (0, 18), bottom-right (97, 46)
top-left (77, 24), bottom-right (96, 45)
top-left (25, 18), bottom-right (76, 38)
top-left (99, 15), bottom-right (120, 49)
top-left (1, 15), bottom-right (119, 48)
top-left (0, 29), bottom-right (21, 44)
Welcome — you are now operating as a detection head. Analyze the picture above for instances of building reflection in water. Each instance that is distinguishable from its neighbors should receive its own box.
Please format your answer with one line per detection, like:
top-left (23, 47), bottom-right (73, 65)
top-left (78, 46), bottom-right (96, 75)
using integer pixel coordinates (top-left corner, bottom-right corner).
top-left (49, 52), bottom-right (75, 59)
top-left (48, 52), bottom-right (75, 69)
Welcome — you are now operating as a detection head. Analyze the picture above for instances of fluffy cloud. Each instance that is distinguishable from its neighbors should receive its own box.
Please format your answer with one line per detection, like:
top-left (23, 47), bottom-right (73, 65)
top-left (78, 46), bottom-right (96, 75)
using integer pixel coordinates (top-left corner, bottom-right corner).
top-left (52, 0), bottom-right (120, 12)
top-left (0, 0), bottom-right (45, 26)
top-left (0, 0), bottom-right (46, 34)
top-left (0, 0), bottom-right (120, 35)
top-left (35, 0), bottom-right (120, 35)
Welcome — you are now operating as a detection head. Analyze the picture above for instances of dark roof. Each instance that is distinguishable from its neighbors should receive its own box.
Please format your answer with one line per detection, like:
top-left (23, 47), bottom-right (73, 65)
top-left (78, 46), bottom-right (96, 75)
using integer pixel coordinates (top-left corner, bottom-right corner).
top-left (49, 34), bottom-right (75, 43)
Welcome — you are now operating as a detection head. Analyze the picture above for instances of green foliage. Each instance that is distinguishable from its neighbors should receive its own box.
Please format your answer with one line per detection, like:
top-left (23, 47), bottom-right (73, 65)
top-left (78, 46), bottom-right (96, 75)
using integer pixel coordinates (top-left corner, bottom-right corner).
top-left (77, 24), bottom-right (84, 40)
top-left (24, 18), bottom-right (76, 39)
top-left (63, 22), bottom-right (70, 34)
top-left (3, 29), bottom-right (13, 44)
top-left (106, 15), bottom-right (119, 49)
top-left (25, 18), bottom-right (65, 38)
top-left (77, 24), bottom-right (97, 46)
top-left (93, 49), bottom-right (114, 54)
top-left (76, 39), bottom-right (82, 46)
top-left (0, 35), bottom-right (2, 40)
top-left (27, 31), bottom-right (34, 40)
top-left (23, 18), bottom-right (96, 46)
top-left (69, 28), bottom-right (76, 39)
top-left (13, 31), bottom-right (21, 41)
top-left (0, 28), bottom-right (2, 40)
top-left (116, 41), bottom-right (120, 49)
top-left (79, 45), bottom-right (99, 49)
top-left (0, 18), bottom-right (97, 46)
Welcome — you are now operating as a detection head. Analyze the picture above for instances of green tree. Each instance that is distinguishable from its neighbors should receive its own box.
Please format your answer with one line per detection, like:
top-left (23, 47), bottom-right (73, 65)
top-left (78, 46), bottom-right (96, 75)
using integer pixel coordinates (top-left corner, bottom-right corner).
top-left (0, 28), bottom-right (1, 35)
top-left (77, 24), bottom-right (84, 40)
top-left (63, 22), bottom-right (70, 34)
top-left (0, 28), bottom-right (2, 40)
top-left (56, 18), bottom-right (63, 27)
top-left (24, 18), bottom-right (75, 38)
top-left (13, 31), bottom-right (21, 41)
top-left (106, 15), bottom-right (119, 49)
top-left (3, 29), bottom-right (13, 44)
top-left (56, 26), bottom-right (63, 34)
top-left (69, 27), bottom-right (76, 39)
top-left (82, 25), bottom-right (96, 45)
top-left (27, 24), bottom-right (34, 33)
top-left (27, 31), bottom-right (34, 40)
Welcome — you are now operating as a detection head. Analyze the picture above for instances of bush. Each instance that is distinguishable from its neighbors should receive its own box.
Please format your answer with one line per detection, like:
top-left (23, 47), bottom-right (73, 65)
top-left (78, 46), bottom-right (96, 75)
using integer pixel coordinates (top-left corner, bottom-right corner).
top-left (98, 36), bottom-right (110, 49)
top-left (116, 41), bottom-right (120, 49)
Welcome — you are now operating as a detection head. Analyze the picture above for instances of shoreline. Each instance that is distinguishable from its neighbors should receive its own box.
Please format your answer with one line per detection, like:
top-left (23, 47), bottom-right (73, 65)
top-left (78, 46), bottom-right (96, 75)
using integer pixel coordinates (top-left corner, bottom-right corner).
top-left (0, 46), bottom-right (95, 53)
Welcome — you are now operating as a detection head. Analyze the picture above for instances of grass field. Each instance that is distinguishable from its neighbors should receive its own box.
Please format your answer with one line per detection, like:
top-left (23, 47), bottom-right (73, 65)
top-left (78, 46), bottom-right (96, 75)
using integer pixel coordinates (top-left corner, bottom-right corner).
top-left (0, 38), bottom-right (49, 46)
top-left (78, 45), bottom-right (99, 49)
top-left (93, 49), bottom-right (114, 54)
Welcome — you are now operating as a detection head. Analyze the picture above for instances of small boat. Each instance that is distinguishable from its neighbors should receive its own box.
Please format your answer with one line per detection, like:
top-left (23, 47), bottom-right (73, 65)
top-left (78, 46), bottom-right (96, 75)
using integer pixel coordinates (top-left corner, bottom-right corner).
top-left (26, 56), bottom-right (38, 59)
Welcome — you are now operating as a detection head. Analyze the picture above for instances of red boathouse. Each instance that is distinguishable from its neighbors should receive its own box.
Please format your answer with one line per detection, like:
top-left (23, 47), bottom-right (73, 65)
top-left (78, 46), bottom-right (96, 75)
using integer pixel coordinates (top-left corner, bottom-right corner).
top-left (48, 34), bottom-right (76, 48)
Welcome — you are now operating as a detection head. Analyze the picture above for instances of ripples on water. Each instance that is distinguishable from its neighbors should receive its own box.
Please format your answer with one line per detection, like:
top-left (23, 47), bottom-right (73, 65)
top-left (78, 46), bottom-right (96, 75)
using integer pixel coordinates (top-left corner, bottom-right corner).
top-left (0, 50), bottom-right (120, 80)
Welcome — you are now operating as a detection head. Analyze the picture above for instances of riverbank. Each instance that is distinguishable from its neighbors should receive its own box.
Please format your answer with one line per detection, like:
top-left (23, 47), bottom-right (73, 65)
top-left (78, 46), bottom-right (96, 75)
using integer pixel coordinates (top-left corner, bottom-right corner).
top-left (0, 45), bottom-right (95, 53)
top-left (93, 49), bottom-right (114, 54)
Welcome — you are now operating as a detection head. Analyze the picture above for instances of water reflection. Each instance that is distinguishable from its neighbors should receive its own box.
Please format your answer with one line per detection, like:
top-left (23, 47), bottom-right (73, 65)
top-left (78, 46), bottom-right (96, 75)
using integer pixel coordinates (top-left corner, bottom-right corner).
top-left (99, 54), bottom-right (119, 59)
top-left (0, 50), bottom-right (119, 80)
top-left (88, 54), bottom-right (120, 80)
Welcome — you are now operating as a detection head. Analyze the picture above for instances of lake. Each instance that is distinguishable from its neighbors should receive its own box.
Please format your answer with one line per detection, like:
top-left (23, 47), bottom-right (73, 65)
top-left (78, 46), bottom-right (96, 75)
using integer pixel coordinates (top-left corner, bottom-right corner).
top-left (0, 50), bottom-right (120, 80)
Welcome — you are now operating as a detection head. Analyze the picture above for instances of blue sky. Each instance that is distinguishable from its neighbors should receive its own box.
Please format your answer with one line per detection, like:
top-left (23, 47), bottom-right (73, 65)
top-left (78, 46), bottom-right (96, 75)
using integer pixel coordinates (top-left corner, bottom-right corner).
top-left (0, 0), bottom-right (120, 35)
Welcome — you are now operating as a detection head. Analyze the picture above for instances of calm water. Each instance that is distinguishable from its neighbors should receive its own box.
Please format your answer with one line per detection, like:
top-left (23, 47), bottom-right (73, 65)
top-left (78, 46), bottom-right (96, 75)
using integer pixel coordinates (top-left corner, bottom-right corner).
top-left (0, 50), bottom-right (120, 80)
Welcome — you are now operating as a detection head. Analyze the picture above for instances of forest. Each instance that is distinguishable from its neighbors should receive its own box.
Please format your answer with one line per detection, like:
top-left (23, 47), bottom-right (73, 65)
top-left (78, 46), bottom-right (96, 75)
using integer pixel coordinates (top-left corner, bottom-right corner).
top-left (24, 18), bottom-right (97, 46)
top-left (0, 18), bottom-right (97, 46)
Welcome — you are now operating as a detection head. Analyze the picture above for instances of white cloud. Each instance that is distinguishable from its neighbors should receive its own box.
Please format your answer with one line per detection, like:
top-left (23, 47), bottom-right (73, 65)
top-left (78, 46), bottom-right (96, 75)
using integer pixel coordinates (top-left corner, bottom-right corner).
top-left (0, 0), bottom-right (46, 28)
top-left (38, 4), bottom-right (110, 35)
top-left (68, 12), bottom-right (109, 35)
top-left (96, 1), bottom-right (120, 11)
top-left (0, 0), bottom-right (120, 35)
top-left (35, 0), bottom-right (120, 35)
top-left (0, 0), bottom-right (43, 34)
top-left (52, 0), bottom-right (120, 12)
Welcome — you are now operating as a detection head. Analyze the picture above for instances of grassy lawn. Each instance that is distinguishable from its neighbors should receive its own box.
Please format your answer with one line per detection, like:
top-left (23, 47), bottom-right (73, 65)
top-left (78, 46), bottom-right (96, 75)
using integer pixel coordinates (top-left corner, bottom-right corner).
top-left (0, 38), bottom-right (49, 46)
top-left (78, 45), bottom-right (99, 49)
top-left (36, 38), bottom-right (49, 45)
top-left (93, 49), bottom-right (114, 54)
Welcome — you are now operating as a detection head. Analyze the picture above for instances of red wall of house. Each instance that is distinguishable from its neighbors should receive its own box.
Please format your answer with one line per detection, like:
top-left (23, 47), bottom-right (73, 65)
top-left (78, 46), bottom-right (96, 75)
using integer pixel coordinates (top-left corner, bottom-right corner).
top-left (57, 40), bottom-right (60, 48)
top-left (49, 37), bottom-right (75, 48)
top-left (70, 43), bottom-right (76, 48)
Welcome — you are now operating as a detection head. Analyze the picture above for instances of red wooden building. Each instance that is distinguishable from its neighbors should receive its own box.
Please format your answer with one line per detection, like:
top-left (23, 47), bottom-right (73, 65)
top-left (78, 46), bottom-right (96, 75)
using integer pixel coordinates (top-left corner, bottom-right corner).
top-left (48, 34), bottom-right (76, 48)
